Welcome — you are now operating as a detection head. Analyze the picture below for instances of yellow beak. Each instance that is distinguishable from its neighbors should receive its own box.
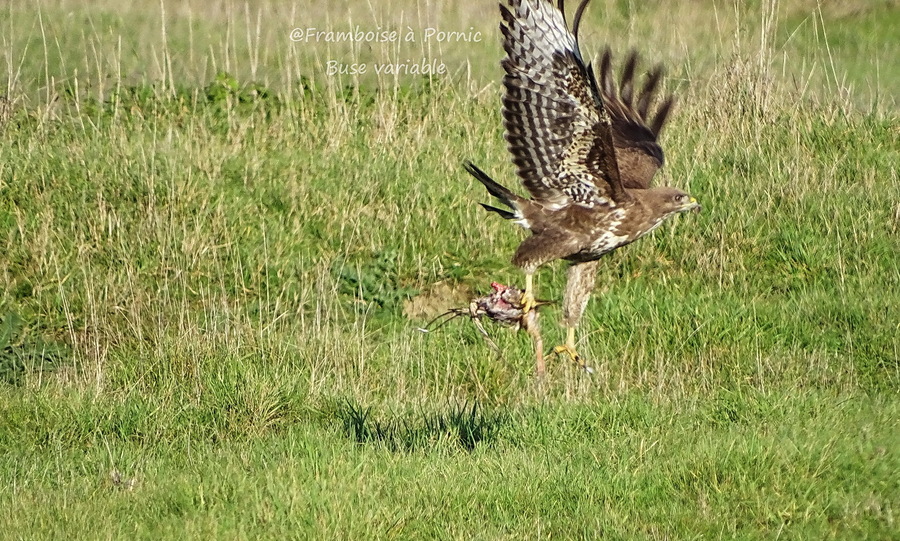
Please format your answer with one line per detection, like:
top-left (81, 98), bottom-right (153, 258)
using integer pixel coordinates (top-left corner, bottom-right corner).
top-left (688, 196), bottom-right (701, 213)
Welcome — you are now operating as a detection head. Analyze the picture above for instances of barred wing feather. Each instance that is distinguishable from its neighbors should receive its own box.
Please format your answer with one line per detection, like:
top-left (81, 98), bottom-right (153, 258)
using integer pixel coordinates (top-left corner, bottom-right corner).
top-left (500, 0), bottom-right (627, 209)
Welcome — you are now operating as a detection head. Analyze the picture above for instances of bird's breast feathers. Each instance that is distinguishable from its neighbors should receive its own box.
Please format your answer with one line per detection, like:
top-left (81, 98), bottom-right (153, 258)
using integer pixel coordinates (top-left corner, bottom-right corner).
top-left (529, 198), bottom-right (672, 260)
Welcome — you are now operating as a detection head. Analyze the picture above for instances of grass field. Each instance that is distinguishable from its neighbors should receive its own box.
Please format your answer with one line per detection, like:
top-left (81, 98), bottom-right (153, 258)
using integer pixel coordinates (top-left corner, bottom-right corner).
top-left (1, 0), bottom-right (898, 538)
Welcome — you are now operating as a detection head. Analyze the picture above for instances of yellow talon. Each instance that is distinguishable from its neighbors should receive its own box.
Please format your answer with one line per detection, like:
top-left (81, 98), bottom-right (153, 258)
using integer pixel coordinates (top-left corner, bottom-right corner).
top-left (520, 290), bottom-right (536, 313)
top-left (552, 328), bottom-right (595, 373)
top-left (553, 343), bottom-right (579, 360)
top-left (520, 273), bottom-right (536, 313)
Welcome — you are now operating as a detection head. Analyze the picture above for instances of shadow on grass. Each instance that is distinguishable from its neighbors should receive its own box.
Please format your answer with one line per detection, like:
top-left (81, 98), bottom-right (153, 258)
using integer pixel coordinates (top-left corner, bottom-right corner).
top-left (332, 400), bottom-right (509, 453)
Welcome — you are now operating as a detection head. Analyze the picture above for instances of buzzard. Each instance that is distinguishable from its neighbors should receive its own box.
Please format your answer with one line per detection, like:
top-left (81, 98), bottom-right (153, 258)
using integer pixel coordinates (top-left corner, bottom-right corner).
top-left (465, 0), bottom-right (700, 375)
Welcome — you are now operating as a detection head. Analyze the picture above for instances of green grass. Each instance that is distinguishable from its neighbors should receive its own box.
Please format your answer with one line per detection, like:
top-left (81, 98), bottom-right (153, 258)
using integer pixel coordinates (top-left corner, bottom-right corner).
top-left (1, 0), bottom-right (898, 539)
top-left (2, 392), bottom-right (897, 539)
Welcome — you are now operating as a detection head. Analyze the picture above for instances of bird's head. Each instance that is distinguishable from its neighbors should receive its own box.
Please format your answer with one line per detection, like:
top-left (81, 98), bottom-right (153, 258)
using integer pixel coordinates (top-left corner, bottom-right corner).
top-left (651, 187), bottom-right (701, 215)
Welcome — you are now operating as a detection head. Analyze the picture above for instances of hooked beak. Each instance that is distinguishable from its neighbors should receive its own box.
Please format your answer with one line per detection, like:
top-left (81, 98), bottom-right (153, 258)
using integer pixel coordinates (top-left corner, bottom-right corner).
top-left (688, 196), bottom-right (701, 213)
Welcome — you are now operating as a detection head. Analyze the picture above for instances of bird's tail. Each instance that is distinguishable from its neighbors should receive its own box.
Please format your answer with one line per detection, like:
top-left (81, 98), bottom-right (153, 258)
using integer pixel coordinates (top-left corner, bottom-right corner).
top-left (463, 161), bottom-right (521, 221)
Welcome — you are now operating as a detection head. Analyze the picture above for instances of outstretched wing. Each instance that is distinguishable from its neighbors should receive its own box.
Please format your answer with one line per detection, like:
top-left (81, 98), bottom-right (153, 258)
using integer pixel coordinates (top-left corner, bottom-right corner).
top-left (501, 0), bottom-right (626, 209)
top-left (597, 48), bottom-right (675, 189)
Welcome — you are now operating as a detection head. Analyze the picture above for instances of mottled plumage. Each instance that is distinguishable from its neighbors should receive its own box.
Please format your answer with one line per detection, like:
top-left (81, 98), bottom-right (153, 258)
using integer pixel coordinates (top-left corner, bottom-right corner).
top-left (465, 0), bottom-right (700, 372)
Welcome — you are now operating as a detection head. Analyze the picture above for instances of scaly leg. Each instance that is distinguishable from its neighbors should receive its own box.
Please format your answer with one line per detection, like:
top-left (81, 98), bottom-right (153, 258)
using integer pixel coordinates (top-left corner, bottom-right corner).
top-left (551, 261), bottom-right (600, 373)
top-left (520, 272), bottom-right (536, 313)
top-left (553, 326), bottom-right (578, 360)
top-left (553, 326), bottom-right (594, 373)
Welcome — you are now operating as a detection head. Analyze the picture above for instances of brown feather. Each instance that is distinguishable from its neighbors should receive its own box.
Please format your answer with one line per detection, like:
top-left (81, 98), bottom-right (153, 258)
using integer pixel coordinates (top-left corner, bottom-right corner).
top-left (500, 0), bottom-right (626, 208)
top-left (597, 46), bottom-right (676, 188)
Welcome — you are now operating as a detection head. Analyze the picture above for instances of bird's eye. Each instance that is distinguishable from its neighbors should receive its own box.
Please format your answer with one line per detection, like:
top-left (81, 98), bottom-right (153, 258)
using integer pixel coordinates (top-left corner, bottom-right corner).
top-left (674, 194), bottom-right (685, 203)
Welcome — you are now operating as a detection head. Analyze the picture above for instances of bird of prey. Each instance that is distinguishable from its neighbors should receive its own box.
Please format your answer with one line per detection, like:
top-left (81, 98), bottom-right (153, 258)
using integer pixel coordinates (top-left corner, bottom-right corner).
top-left (465, 0), bottom-right (700, 375)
